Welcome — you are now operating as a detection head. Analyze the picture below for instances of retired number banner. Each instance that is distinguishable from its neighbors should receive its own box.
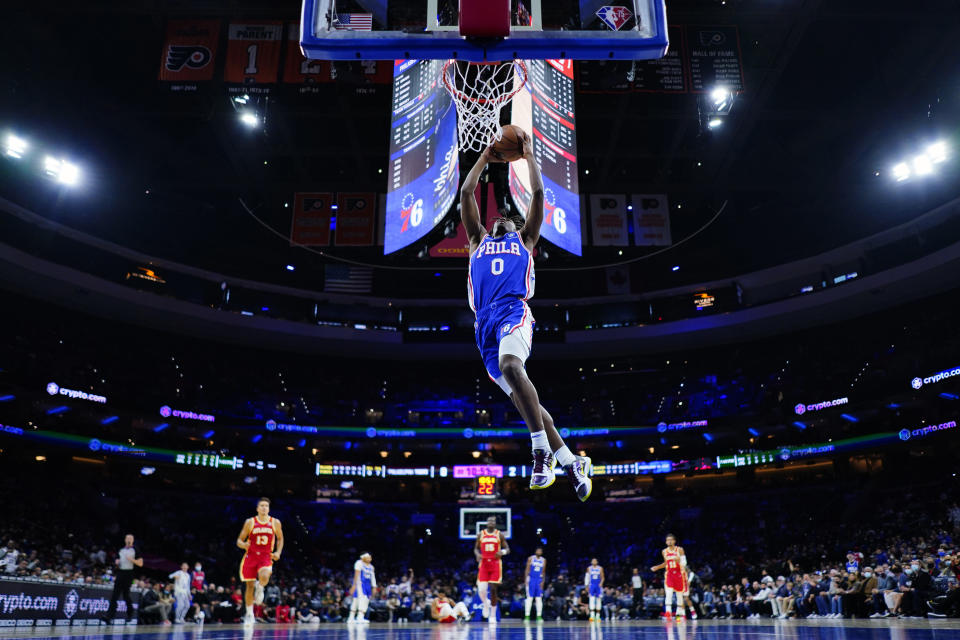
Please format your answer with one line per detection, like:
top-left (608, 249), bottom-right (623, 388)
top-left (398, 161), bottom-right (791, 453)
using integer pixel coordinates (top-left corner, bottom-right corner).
top-left (224, 22), bottom-right (283, 88)
top-left (158, 20), bottom-right (220, 86)
top-left (290, 193), bottom-right (333, 246)
top-left (631, 194), bottom-right (672, 246)
top-left (334, 193), bottom-right (376, 246)
top-left (589, 194), bottom-right (629, 246)
top-left (282, 22), bottom-right (331, 86)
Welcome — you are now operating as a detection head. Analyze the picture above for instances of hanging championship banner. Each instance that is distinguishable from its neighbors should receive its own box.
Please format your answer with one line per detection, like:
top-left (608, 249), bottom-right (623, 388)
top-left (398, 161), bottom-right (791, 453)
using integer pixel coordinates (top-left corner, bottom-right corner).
top-left (334, 193), bottom-right (377, 246)
top-left (290, 193), bottom-right (333, 246)
top-left (224, 22), bottom-right (283, 89)
top-left (589, 195), bottom-right (629, 246)
top-left (631, 194), bottom-right (672, 246)
top-left (282, 22), bottom-right (331, 88)
top-left (158, 20), bottom-right (221, 87)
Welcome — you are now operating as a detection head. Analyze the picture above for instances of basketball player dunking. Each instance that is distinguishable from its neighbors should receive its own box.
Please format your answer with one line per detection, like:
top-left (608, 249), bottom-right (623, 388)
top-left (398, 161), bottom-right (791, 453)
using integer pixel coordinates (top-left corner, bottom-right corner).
top-left (236, 497), bottom-right (284, 624)
top-left (524, 547), bottom-right (546, 620)
top-left (650, 534), bottom-right (696, 620)
top-left (460, 134), bottom-right (592, 500)
top-left (585, 558), bottom-right (605, 621)
top-left (475, 516), bottom-right (509, 623)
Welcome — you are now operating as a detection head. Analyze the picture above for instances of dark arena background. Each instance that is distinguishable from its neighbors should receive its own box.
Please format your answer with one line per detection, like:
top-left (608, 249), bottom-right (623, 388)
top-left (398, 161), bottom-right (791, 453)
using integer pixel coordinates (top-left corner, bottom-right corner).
top-left (2, 2), bottom-right (960, 640)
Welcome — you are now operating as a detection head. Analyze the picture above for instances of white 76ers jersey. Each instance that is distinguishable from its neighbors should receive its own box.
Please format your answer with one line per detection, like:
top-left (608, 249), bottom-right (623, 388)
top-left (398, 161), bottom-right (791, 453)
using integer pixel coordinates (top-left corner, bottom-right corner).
top-left (468, 232), bottom-right (535, 312)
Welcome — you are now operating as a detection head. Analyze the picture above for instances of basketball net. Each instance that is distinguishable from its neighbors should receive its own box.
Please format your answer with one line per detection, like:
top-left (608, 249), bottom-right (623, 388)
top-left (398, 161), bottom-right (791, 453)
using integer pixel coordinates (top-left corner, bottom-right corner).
top-left (441, 60), bottom-right (527, 153)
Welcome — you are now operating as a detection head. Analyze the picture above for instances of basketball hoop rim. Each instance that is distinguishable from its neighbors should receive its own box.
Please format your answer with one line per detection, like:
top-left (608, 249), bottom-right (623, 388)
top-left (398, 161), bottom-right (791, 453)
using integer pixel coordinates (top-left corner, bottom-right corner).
top-left (441, 59), bottom-right (528, 106)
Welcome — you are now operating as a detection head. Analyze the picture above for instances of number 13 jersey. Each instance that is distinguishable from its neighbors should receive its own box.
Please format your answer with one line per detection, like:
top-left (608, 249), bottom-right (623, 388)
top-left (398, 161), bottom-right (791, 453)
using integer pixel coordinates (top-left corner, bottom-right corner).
top-left (468, 232), bottom-right (535, 312)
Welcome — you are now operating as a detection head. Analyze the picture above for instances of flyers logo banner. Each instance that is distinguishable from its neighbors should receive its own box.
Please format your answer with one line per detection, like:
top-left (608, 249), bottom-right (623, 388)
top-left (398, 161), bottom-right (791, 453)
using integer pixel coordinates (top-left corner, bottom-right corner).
top-left (334, 193), bottom-right (376, 246)
top-left (595, 6), bottom-right (633, 31)
top-left (224, 22), bottom-right (283, 87)
top-left (290, 193), bottom-right (333, 246)
top-left (158, 20), bottom-right (220, 83)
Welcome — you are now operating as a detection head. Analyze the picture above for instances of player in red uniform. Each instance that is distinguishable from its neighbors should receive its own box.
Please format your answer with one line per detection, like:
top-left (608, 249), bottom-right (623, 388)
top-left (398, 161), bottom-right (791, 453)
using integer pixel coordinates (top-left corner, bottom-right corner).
top-left (236, 497), bottom-right (284, 624)
top-left (474, 516), bottom-right (509, 623)
top-left (650, 534), bottom-right (696, 620)
top-left (431, 591), bottom-right (470, 623)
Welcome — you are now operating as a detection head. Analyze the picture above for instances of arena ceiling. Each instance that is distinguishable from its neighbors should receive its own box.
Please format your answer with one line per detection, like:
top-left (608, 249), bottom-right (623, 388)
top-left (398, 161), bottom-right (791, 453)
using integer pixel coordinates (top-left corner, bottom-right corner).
top-left (0, 0), bottom-right (958, 295)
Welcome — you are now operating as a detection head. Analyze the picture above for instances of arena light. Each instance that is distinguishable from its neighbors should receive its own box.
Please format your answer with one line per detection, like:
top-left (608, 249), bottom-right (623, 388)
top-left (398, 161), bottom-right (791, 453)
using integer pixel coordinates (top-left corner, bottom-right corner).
top-left (707, 118), bottom-right (723, 129)
top-left (3, 133), bottom-right (28, 159)
top-left (926, 140), bottom-right (948, 164)
top-left (285, 264), bottom-right (295, 272)
top-left (892, 162), bottom-right (911, 182)
top-left (671, 265), bottom-right (680, 272)
top-left (913, 154), bottom-right (934, 176)
top-left (239, 112), bottom-right (259, 128)
top-left (44, 156), bottom-right (81, 186)
top-left (710, 86), bottom-right (731, 108)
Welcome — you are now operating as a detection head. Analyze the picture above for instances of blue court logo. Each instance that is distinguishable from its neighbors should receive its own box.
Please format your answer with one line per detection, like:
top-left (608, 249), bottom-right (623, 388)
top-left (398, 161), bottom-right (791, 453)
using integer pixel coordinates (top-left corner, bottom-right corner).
top-left (46, 382), bottom-right (59, 396)
top-left (657, 422), bottom-right (667, 433)
top-left (462, 428), bottom-right (474, 439)
top-left (911, 377), bottom-right (923, 390)
top-left (898, 429), bottom-right (911, 441)
top-left (88, 439), bottom-right (102, 451)
top-left (366, 427), bottom-right (377, 438)
top-left (779, 448), bottom-right (792, 461)
top-left (265, 420), bottom-right (277, 431)
top-left (559, 428), bottom-right (570, 438)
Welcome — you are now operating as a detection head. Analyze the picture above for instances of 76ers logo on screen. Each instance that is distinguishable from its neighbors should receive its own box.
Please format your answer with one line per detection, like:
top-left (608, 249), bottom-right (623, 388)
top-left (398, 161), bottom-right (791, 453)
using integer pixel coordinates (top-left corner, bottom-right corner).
top-left (400, 193), bottom-right (423, 232)
top-left (595, 6), bottom-right (633, 31)
top-left (166, 45), bottom-right (212, 71)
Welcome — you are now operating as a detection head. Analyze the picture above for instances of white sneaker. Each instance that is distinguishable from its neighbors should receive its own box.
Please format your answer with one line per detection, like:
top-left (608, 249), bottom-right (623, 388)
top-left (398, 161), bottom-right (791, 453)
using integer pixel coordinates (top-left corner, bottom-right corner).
top-left (242, 615), bottom-right (255, 625)
top-left (530, 449), bottom-right (557, 490)
top-left (254, 582), bottom-right (265, 605)
top-left (482, 603), bottom-right (491, 619)
top-left (564, 455), bottom-right (593, 502)
top-left (359, 618), bottom-right (370, 625)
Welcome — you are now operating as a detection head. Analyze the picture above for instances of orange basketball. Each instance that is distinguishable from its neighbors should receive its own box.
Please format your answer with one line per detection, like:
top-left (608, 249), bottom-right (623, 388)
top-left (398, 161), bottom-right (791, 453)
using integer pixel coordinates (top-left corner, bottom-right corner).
top-left (489, 125), bottom-right (526, 162)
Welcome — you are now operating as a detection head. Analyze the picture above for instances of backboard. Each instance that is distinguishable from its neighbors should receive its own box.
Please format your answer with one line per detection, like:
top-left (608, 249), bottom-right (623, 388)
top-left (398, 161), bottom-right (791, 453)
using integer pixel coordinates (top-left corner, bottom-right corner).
top-left (301, 0), bottom-right (668, 62)
top-left (459, 507), bottom-right (512, 540)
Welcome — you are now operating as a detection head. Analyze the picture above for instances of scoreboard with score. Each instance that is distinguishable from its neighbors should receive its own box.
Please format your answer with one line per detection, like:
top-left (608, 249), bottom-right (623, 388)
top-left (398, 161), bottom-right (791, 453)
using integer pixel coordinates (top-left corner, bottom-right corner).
top-left (476, 475), bottom-right (499, 499)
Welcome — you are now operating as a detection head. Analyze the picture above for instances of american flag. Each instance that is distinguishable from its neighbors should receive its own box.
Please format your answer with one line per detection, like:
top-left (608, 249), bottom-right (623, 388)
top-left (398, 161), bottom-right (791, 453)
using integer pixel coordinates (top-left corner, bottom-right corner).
top-left (324, 265), bottom-right (373, 293)
top-left (333, 13), bottom-right (373, 31)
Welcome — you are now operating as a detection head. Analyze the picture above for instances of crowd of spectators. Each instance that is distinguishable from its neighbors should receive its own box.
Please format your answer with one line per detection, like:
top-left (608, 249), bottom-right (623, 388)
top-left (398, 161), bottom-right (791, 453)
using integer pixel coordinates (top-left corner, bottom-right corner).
top-left (3, 471), bottom-right (960, 623)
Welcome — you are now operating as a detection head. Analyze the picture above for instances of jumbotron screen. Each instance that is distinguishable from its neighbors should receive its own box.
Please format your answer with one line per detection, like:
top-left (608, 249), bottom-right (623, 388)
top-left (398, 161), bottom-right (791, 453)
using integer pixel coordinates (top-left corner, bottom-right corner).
top-left (384, 59), bottom-right (460, 255)
top-left (509, 59), bottom-right (582, 256)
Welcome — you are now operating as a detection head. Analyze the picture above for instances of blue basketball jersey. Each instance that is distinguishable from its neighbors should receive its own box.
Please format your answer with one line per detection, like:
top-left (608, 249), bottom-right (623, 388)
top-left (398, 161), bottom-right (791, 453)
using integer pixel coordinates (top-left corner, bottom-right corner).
top-left (530, 556), bottom-right (545, 581)
top-left (468, 232), bottom-right (535, 312)
top-left (354, 560), bottom-right (375, 596)
top-left (588, 566), bottom-right (602, 588)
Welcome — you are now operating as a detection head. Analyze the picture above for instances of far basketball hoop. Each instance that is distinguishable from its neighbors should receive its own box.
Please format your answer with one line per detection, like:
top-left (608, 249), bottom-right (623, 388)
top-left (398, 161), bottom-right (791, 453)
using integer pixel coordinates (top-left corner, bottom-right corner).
top-left (441, 59), bottom-right (527, 152)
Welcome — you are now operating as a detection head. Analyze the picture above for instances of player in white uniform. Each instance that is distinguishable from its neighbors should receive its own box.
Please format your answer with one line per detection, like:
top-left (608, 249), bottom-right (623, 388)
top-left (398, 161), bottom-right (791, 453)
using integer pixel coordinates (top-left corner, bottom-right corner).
top-left (168, 562), bottom-right (191, 624)
top-left (348, 553), bottom-right (376, 624)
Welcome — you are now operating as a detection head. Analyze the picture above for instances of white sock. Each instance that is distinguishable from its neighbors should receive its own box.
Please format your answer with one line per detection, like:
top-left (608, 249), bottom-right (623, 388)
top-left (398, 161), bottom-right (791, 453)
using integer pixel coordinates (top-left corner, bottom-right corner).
top-left (530, 430), bottom-right (549, 452)
top-left (535, 597), bottom-right (542, 616)
top-left (555, 445), bottom-right (576, 467)
top-left (525, 597), bottom-right (532, 616)
top-left (246, 605), bottom-right (253, 617)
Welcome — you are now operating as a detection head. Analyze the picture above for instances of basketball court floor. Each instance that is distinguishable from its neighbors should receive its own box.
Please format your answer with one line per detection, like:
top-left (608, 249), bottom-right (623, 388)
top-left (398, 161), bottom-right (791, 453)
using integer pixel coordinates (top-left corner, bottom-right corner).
top-left (3, 620), bottom-right (959, 640)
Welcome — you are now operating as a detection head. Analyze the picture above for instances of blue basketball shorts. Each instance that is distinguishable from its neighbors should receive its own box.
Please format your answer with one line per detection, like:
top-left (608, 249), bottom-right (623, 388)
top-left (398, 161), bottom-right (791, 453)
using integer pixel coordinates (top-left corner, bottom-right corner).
top-left (474, 299), bottom-right (534, 395)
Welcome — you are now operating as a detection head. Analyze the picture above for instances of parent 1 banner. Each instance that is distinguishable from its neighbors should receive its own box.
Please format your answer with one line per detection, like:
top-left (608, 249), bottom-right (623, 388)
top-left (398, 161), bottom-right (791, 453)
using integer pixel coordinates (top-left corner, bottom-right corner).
top-left (589, 194), bottom-right (629, 246)
top-left (0, 577), bottom-right (139, 627)
top-left (224, 22), bottom-right (283, 90)
top-left (631, 194), bottom-right (672, 246)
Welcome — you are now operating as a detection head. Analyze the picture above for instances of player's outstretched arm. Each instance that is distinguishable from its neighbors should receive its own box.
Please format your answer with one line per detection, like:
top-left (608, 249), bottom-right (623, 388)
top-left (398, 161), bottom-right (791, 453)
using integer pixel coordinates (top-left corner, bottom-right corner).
top-left (236, 518), bottom-right (252, 550)
top-left (650, 563), bottom-right (666, 571)
top-left (461, 150), bottom-right (495, 250)
top-left (519, 132), bottom-right (544, 251)
top-left (272, 519), bottom-right (283, 560)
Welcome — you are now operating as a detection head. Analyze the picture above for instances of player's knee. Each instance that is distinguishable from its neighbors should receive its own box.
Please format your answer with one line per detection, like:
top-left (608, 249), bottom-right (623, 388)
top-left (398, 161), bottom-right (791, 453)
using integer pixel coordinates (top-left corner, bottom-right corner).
top-left (499, 355), bottom-right (524, 381)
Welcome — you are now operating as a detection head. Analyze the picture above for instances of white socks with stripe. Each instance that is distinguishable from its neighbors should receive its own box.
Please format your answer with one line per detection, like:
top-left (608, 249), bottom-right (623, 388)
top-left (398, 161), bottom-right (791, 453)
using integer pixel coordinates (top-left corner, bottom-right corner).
top-left (530, 430), bottom-right (549, 452)
top-left (555, 445), bottom-right (576, 467)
